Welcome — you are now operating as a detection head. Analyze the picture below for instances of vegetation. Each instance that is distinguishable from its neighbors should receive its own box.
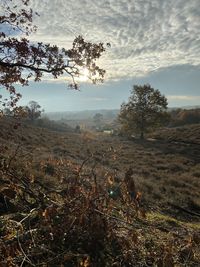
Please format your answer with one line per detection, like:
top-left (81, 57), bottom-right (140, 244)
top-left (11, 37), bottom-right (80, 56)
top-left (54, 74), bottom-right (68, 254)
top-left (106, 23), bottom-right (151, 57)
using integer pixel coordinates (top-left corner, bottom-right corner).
top-left (0, 118), bottom-right (200, 266)
top-left (151, 123), bottom-right (200, 145)
top-left (0, 0), bottom-right (107, 112)
top-left (168, 108), bottom-right (200, 127)
top-left (119, 84), bottom-right (169, 139)
top-left (1, 1), bottom-right (200, 266)
top-left (25, 101), bottom-right (43, 122)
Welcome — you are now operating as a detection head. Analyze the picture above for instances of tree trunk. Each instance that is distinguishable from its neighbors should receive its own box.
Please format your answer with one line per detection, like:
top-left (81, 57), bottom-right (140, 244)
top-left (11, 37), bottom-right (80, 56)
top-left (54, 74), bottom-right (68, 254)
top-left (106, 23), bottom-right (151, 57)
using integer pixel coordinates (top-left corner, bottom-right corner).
top-left (140, 131), bottom-right (144, 139)
top-left (140, 113), bottom-right (145, 140)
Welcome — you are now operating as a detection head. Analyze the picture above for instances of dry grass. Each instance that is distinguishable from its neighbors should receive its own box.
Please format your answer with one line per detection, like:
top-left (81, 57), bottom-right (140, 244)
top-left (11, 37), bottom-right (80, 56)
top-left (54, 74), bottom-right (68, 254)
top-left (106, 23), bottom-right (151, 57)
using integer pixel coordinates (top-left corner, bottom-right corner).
top-left (0, 118), bottom-right (200, 266)
top-left (1, 118), bottom-right (200, 216)
top-left (151, 124), bottom-right (200, 145)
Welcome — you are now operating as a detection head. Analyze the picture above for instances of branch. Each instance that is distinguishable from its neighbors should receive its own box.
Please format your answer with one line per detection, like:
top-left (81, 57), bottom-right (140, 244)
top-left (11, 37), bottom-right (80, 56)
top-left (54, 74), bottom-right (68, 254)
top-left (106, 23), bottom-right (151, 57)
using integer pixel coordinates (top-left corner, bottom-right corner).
top-left (4, 229), bottom-right (38, 245)
top-left (94, 208), bottom-right (147, 228)
top-left (0, 61), bottom-right (68, 75)
top-left (17, 229), bottom-right (36, 267)
top-left (78, 155), bottom-right (93, 175)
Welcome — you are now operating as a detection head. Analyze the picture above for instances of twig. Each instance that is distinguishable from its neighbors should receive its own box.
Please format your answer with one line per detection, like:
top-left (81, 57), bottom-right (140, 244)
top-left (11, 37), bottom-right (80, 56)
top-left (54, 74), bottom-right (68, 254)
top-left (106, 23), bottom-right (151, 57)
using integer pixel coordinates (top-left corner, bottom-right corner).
top-left (3, 196), bottom-right (8, 210)
top-left (94, 208), bottom-right (147, 228)
top-left (19, 208), bottom-right (38, 224)
top-left (17, 230), bottom-right (35, 266)
top-left (38, 245), bottom-right (56, 256)
top-left (20, 256), bottom-right (26, 267)
top-left (78, 155), bottom-right (92, 175)
top-left (4, 229), bottom-right (37, 245)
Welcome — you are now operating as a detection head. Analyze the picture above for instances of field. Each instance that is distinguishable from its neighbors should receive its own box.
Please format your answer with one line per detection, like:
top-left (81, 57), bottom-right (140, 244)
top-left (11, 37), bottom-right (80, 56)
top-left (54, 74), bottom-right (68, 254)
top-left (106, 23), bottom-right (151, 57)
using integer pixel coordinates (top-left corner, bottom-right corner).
top-left (1, 118), bottom-right (200, 266)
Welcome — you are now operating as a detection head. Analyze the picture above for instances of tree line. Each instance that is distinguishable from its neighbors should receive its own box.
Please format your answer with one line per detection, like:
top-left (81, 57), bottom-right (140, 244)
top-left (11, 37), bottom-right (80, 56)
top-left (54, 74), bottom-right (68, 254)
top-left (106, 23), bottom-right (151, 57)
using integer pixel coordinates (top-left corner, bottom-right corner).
top-left (1, 0), bottom-right (196, 139)
top-left (3, 101), bottom-right (43, 121)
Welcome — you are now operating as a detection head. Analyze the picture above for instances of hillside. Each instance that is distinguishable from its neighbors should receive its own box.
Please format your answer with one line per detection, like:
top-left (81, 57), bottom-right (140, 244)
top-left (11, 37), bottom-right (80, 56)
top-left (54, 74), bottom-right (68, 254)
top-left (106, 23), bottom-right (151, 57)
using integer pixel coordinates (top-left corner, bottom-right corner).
top-left (151, 124), bottom-right (200, 145)
top-left (0, 118), bottom-right (200, 266)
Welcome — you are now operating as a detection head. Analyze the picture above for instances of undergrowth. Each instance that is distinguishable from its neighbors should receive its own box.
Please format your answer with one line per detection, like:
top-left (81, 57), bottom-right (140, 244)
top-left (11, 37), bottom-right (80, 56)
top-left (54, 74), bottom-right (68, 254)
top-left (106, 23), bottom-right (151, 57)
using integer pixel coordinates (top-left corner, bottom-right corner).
top-left (0, 124), bottom-right (200, 266)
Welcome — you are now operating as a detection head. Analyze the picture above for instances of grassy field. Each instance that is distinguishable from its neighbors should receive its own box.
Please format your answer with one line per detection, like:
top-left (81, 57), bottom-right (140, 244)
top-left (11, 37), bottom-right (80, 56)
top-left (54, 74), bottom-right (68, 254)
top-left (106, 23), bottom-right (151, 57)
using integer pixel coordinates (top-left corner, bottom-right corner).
top-left (1, 118), bottom-right (200, 266)
top-left (151, 124), bottom-right (200, 145)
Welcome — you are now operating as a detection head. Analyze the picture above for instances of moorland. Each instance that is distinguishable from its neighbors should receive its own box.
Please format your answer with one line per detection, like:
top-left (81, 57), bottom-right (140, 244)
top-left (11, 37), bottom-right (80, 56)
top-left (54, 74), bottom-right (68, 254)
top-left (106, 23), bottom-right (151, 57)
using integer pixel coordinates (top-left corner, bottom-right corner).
top-left (0, 117), bottom-right (200, 266)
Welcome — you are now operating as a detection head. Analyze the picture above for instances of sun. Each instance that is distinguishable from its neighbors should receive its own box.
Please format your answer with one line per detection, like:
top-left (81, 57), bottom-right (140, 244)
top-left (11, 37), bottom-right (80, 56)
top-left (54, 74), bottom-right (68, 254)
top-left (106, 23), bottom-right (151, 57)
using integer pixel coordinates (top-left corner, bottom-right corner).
top-left (78, 67), bottom-right (90, 82)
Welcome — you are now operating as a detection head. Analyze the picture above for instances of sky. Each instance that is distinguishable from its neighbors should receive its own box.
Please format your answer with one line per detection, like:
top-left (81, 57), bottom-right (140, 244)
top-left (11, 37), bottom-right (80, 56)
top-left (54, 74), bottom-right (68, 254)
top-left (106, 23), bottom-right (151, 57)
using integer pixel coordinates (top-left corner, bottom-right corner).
top-left (3, 0), bottom-right (200, 111)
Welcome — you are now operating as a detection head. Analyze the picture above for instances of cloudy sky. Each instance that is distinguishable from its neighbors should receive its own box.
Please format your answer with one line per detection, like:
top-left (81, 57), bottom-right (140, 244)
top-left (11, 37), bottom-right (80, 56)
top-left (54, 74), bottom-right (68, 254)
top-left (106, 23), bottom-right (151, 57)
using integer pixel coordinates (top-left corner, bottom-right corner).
top-left (12, 0), bottom-right (200, 110)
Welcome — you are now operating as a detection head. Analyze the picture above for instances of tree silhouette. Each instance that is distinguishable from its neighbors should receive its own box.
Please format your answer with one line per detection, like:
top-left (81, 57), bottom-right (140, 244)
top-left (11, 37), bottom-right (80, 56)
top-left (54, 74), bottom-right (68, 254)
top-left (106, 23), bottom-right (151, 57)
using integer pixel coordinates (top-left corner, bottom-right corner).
top-left (119, 84), bottom-right (168, 139)
top-left (25, 100), bottom-right (43, 121)
top-left (0, 0), bottom-right (107, 111)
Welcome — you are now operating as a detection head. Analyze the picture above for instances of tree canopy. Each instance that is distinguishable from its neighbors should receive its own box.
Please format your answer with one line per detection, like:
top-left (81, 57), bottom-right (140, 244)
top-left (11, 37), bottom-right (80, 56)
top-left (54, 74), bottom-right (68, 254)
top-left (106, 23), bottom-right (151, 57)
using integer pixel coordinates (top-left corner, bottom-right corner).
top-left (0, 0), bottom-right (107, 111)
top-left (119, 84), bottom-right (169, 139)
top-left (25, 100), bottom-right (43, 121)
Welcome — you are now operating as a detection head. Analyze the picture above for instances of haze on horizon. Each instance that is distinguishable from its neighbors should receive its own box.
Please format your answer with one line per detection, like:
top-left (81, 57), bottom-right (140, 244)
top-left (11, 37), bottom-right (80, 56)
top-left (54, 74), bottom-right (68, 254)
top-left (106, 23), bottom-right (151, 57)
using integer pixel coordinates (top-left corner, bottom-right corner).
top-left (4, 0), bottom-right (200, 111)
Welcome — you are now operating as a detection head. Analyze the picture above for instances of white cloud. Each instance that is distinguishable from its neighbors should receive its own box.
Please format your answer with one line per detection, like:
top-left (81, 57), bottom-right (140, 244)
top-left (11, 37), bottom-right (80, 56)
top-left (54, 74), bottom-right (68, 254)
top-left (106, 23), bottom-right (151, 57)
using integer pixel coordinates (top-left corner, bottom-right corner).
top-left (22, 0), bottom-right (200, 80)
top-left (167, 95), bottom-right (200, 101)
top-left (85, 97), bottom-right (108, 102)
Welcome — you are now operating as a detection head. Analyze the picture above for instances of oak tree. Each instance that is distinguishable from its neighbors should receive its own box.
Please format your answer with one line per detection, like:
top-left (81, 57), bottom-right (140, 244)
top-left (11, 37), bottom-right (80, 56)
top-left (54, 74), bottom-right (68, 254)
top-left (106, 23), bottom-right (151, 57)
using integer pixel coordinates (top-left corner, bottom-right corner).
top-left (25, 100), bottom-right (43, 121)
top-left (119, 84), bottom-right (168, 139)
top-left (0, 0), bottom-right (107, 112)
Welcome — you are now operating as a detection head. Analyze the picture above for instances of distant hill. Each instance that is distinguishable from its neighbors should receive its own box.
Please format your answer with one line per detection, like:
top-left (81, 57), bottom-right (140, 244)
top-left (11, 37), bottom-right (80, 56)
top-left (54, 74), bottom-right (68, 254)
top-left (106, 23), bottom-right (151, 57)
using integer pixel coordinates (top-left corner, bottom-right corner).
top-left (45, 109), bottom-right (119, 121)
top-left (179, 105), bottom-right (200, 109)
top-left (45, 106), bottom-right (200, 121)
top-left (168, 105), bottom-right (200, 111)
top-left (44, 106), bottom-right (200, 130)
